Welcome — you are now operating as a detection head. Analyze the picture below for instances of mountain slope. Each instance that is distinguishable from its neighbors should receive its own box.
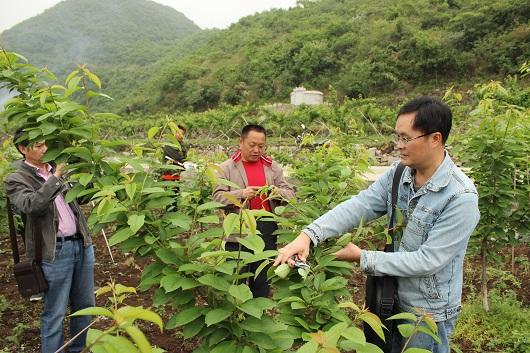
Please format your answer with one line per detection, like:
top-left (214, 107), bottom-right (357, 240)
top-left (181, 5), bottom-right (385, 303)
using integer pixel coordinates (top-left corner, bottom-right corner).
top-left (144, 0), bottom-right (530, 111)
top-left (1, 0), bottom-right (202, 110)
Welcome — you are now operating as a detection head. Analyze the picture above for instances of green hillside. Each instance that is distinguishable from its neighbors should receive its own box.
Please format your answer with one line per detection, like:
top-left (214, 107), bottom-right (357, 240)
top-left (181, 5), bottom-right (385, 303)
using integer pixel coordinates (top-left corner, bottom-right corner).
top-left (1, 0), bottom-right (529, 114)
top-left (0, 0), bottom-right (202, 109)
top-left (145, 0), bottom-right (529, 111)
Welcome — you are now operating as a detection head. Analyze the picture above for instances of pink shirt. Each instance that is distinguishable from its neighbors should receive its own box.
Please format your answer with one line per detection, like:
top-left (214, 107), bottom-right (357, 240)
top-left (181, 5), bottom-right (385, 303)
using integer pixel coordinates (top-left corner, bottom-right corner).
top-left (26, 162), bottom-right (77, 237)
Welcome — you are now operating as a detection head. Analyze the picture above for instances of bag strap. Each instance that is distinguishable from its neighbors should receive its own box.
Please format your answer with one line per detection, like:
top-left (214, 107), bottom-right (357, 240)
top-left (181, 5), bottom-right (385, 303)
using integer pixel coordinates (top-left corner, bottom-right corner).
top-left (385, 163), bottom-right (405, 253)
top-left (7, 197), bottom-right (20, 264)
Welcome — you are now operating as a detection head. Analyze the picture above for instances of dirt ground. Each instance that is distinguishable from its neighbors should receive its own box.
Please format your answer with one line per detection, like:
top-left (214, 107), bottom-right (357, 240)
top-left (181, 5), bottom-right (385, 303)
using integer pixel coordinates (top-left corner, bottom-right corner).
top-left (1, 232), bottom-right (528, 353)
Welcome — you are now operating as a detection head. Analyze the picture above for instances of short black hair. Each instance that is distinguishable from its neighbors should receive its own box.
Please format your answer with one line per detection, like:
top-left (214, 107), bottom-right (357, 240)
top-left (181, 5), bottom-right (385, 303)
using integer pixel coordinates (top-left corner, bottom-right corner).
top-left (398, 96), bottom-right (452, 144)
top-left (13, 127), bottom-right (29, 155)
top-left (241, 124), bottom-right (267, 139)
top-left (177, 124), bottom-right (187, 132)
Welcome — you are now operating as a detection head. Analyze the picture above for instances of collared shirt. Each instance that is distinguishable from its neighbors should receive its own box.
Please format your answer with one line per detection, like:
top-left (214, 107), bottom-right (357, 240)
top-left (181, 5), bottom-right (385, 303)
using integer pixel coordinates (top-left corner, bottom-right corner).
top-left (25, 161), bottom-right (77, 237)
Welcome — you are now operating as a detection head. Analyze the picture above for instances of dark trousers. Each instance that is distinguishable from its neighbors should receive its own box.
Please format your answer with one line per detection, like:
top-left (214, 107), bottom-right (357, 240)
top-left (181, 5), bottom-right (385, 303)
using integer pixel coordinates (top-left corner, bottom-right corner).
top-left (225, 221), bottom-right (278, 298)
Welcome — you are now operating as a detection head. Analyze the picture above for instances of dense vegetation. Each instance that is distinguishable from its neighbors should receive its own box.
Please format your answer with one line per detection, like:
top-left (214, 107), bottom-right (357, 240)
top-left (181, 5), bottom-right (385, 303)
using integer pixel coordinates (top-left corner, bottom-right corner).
top-left (2, 0), bottom-right (529, 113)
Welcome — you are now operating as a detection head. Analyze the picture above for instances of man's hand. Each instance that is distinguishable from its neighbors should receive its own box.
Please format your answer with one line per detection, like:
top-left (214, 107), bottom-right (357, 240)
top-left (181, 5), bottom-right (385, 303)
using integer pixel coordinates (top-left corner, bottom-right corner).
top-left (333, 243), bottom-right (362, 263)
top-left (53, 163), bottom-right (67, 178)
top-left (274, 232), bottom-right (312, 267)
top-left (242, 186), bottom-right (260, 199)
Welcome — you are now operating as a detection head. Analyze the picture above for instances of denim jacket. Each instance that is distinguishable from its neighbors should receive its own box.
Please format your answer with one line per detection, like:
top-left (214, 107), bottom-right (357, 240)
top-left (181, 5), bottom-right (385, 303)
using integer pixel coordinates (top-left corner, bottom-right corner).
top-left (303, 153), bottom-right (479, 321)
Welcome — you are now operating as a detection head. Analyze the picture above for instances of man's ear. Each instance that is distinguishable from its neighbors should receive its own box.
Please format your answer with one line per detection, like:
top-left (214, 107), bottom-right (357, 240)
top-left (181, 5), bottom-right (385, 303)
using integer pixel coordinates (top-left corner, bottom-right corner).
top-left (432, 132), bottom-right (443, 146)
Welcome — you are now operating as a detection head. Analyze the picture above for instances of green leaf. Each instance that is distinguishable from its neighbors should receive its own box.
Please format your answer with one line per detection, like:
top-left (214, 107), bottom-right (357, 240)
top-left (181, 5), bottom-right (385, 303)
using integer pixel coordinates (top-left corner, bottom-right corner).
top-left (108, 227), bottom-right (134, 246)
top-left (198, 215), bottom-right (219, 224)
top-left (205, 308), bottom-right (233, 326)
top-left (71, 307), bottom-right (113, 317)
top-left (223, 213), bottom-right (240, 237)
top-left (341, 326), bottom-right (366, 346)
top-left (197, 201), bottom-right (225, 212)
top-left (128, 214), bottom-right (145, 234)
top-left (65, 183), bottom-right (84, 203)
top-left (388, 312), bottom-right (417, 322)
top-left (359, 312), bottom-right (385, 341)
top-left (115, 284), bottom-right (137, 296)
top-left (125, 325), bottom-right (151, 353)
top-left (125, 183), bottom-right (137, 200)
top-left (78, 173), bottom-right (93, 187)
top-left (197, 274), bottom-right (230, 292)
top-left (171, 307), bottom-right (204, 327)
top-left (295, 340), bottom-right (318, 353)
top-left (236, 235), bottom-right (265, 254)
top-left (241, 209), bottom-right (257, 236)
top-left (148, 127), bottom-right (160, 140)
top-left (117, 306), bottom-right (163, 331)
top-left (229, 284), bottom-right (253, 303)
top-left (274, 263), bottom-right (290, 279)
top-left (183, 317), bottom-right (204, 339)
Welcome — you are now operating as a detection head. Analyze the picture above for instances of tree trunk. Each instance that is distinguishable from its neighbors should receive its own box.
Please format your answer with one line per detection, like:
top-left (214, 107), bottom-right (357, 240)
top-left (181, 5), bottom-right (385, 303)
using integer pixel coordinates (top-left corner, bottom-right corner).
top-left (481, 238), bottom-right (490, 311)
top-left (511, 245), bottom-right (516, 275)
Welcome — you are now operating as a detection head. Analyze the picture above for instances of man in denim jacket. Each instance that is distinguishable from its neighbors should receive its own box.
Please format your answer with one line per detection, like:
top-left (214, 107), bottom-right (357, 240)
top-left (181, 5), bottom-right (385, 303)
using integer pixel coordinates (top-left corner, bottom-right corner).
top-left (274, 96), bottom-right (479, 353)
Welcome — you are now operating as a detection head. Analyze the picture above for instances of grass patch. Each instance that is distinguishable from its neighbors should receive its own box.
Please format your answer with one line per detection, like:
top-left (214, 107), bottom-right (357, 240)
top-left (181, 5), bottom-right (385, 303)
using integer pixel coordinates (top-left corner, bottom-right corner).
top-left (453, 290), bottom-right (530, 353)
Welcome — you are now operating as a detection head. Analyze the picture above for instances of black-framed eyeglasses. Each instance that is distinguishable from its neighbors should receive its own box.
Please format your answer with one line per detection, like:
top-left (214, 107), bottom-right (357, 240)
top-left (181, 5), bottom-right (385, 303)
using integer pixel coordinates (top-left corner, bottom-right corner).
top-left (393, 132), bottom-right (435, 145)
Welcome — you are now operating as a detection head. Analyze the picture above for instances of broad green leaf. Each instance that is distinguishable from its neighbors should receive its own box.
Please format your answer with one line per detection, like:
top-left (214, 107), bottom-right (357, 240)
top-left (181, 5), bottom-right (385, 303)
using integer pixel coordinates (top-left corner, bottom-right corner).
top-left (241, 209), bottom-right (257, 236)
top-left (223, 213), bottom-right (240, 237)
top-left (197, 274), bottom-right (230, 292)
top-left (221, 192), bottom-right (242, 207)
top-left (388, 312), bottom-right (417, 322)
top-left (108, 227), bottom-right (134, 246)
top-left (125, 325), bottom-right (151, 353)
top-left (171, 307), bottom-right (204, 327)
top-left (295, 340), bottom-right (318, 353)
top-left (338, 302), bottom-right (361, 312)
top-left (274, 263), bottom-right (290, 279)
top-left (198, 215), bottom-right (219, 224)
top-left (78, 173), bottom-right (93, 187)
top-left (183, 317), bottom-right (204, 339)
top-left (341, 326), bottom-right (365, 346)
top-left (85, 70), bottom-right (102, 89)
top-left (236, 235), bottom-right (265, 253)
top-left (71, 307), bottom-right (113, 317)
top-left (125, 183), bottom-right (137, 200)
top-left (359, 312), bottom-right (385, 341)
top-left (148, 127), bottom-right (160, 140)
top-left (65, 183), bottom-right (84, 203)
top-left (128, 214), bottom-right (145, 234)
top-left (115, 284), bottom-right (137, 296)
top-left (197, 201), bottom-right (225, 212)
top-left (229, 284), bottom-right (253, 303)
top-left (416, 326), bottom-right (441, 343)
top-left (205, 308), bottom-right (233, 326)
top-left (118, 306), bottom-right (163, 331)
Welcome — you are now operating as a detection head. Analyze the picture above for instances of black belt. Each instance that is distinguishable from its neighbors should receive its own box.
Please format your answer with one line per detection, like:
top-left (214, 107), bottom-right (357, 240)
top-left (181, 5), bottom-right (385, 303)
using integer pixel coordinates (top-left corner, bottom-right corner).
top-left (56, 236), bottom-right (78, 242)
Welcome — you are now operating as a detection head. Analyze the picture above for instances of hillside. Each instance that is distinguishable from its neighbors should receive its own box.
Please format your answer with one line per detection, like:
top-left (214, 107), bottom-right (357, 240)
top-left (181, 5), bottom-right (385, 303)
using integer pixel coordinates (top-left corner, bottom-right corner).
top-left (144, 0), bottom-right (530, 112)
top-left (0, 0), bottom-right (202, 109)
top-left (1, 0), bottom-right (529, 114)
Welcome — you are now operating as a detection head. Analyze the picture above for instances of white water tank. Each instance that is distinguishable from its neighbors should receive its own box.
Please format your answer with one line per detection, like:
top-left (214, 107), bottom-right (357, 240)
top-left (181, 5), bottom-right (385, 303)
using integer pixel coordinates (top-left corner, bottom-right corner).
top-left (290, 87), bottom-right (323, 106)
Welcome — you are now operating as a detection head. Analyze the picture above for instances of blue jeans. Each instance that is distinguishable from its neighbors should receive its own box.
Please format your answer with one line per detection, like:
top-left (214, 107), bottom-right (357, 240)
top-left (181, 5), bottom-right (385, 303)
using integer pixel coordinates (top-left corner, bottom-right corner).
top-left (392, 316), bottom-right (457, 353)
top-left (41, 240), bottom-right (95, 353)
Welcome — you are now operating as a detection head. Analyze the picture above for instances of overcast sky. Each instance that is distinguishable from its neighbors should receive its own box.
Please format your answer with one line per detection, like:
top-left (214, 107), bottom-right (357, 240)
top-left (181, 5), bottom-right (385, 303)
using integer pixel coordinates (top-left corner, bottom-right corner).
top-left (0, 0), bottom-right (298, 33)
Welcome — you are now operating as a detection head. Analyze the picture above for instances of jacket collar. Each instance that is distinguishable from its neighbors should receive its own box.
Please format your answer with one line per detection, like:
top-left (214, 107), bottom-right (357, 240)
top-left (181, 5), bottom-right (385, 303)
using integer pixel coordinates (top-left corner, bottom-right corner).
top-left (231, 150), bottom-right (272, 167)
top-left (402, 151), bottom-right (454, 192)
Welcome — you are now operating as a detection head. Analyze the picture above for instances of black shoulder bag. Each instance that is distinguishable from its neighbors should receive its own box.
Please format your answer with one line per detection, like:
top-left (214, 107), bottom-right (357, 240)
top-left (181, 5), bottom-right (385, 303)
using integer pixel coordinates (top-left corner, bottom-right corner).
top-left (7, 197), bottom-right (48, 297)
top-left (364, 162), bottom-right (405, 352)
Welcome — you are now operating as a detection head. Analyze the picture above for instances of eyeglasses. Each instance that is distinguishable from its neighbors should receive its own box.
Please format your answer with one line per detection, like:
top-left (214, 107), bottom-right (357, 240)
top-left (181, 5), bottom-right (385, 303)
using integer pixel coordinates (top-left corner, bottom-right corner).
top-left (393, 132), bottom-right (435, 145)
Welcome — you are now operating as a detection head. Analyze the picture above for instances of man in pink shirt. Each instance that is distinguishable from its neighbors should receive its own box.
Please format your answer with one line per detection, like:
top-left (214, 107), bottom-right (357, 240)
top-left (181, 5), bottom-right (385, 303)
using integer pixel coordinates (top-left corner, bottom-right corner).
top-left (5, 128), bottom-right (95, 353)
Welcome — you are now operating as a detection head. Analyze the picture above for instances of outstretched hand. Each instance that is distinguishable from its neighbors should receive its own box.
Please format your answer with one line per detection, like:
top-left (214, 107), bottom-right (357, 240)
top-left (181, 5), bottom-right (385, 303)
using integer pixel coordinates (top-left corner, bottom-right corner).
top-left (274, 232), bottom-right (312, 267)
top-left (333, 243), bottom-right (362, 262)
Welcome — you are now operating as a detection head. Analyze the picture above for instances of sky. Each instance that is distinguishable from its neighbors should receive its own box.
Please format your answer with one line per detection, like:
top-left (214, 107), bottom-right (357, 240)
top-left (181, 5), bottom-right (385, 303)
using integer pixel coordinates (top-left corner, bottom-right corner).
top-left (0, 0), bottom-right (298, 33)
